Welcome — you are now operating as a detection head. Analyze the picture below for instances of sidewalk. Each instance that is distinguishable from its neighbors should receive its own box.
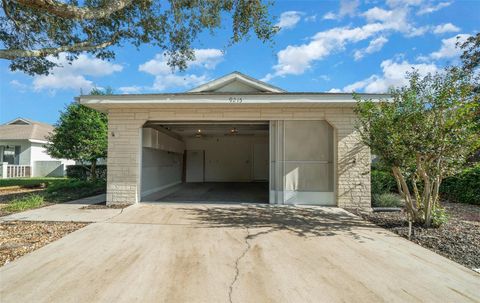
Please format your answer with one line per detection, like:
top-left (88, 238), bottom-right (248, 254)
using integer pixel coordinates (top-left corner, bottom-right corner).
top-left (0, 194), bottom-right (126, 222)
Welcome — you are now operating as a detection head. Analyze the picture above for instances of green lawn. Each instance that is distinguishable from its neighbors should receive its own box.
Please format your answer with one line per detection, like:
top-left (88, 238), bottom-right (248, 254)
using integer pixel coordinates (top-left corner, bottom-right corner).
top-left (4, 194), bottom-right (44, 212)
top-left (0, 178), bottom-right (106, 215)
top-left (0, 177), bottom-right (66, 188)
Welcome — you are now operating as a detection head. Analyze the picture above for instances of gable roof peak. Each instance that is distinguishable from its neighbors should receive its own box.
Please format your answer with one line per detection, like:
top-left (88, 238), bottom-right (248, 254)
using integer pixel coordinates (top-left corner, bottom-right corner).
top-left (187, 71), bottom-right (285, 93)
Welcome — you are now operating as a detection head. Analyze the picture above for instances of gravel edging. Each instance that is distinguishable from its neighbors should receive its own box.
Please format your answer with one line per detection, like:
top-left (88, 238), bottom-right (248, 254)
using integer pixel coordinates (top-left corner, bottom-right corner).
top-left (348, 202), bottom-right (480, 272)
top-left (0, 221), bottom-right (88, 266)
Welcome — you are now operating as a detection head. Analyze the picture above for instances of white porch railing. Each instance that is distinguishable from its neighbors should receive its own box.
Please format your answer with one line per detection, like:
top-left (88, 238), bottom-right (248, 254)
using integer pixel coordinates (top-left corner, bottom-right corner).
top-left (0, 162), bottom-right (31, 178)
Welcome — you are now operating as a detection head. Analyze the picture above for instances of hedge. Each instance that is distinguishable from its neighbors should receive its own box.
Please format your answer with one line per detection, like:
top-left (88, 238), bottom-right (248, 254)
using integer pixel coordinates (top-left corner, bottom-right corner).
top-left (66, 165), bottom-right (107, 181)
top-left (371, 168), bottom-right (397, 195)
top-left (440, 164), bottom-right (480, 205)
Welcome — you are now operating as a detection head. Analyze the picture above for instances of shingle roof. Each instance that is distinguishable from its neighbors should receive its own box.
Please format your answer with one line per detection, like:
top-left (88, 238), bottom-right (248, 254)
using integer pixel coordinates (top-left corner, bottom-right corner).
top-left (0, 118), bottom-right (54, 141)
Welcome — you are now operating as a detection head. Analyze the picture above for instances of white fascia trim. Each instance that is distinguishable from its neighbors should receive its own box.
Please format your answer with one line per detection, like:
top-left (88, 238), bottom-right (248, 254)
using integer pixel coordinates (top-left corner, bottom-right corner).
top-left (28, 139), bottom-right (49, 144)
top-left (79, 93), bottom-right (390, 106)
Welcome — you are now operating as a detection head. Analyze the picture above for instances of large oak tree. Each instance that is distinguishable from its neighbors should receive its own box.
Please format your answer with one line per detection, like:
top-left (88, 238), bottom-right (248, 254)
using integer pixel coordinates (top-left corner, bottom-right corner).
top-left (0, 0), bottom-right (277, 75)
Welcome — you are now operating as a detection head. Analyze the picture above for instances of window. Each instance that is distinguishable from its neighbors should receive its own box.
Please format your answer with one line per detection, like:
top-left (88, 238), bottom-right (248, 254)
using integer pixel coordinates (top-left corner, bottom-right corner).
top-left (0, 145), bottom-right (21, 165)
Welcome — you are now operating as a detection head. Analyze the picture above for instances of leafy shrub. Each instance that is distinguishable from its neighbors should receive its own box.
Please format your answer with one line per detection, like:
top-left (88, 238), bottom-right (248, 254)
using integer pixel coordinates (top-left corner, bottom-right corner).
top-left (371, 168), bottom-right (397, 195)
top-left (66, 165), bottom-right (107, 181)
top-left (0, 178), bottom-right (65, 188)
top-left (5, 194), bottom-right (44, 212)
top-left (440, 164), bottom-right (480, 205)
top-left (372, 193), bottom-right (404, 208)
top-left (44, 179), bottom-right (106, 203)
top-left (431, 206), bottom-right (449, 227)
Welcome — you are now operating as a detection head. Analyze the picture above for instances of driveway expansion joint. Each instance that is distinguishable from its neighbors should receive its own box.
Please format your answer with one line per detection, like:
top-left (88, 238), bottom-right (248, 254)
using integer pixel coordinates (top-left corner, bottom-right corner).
top-left (228, 226), bottom-right (251, 303)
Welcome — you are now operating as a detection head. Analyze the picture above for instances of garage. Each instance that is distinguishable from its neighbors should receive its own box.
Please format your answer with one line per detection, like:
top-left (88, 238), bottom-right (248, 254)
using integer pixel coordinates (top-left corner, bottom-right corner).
top-left (140, 119), bottom-right (335, 205)
top-left (80, 72), bottom-right (378, 208)
top-left (140, 121), bottom-right (270, 203)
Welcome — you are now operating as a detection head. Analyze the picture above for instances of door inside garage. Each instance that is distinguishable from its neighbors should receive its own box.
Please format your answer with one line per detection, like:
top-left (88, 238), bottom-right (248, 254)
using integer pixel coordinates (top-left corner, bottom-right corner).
top-left (140, 121), bottom-right (269, 203)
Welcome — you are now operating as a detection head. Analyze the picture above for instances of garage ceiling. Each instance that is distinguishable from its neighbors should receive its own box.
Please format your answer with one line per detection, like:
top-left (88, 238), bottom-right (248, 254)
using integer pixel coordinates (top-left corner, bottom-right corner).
top-left (145, 121), bottom-right (269, 137)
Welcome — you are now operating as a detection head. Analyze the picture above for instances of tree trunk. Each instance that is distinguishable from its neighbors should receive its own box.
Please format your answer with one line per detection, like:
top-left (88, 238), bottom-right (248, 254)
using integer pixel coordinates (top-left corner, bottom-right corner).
top-left (90, 159), bottom-right (97, 182)
top-left (392, 166), bottom-right (419, 221)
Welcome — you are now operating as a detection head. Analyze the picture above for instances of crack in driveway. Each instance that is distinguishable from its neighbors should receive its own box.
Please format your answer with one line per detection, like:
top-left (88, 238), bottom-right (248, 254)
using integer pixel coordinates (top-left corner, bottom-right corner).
top-left (228, 226), bottom-right (251, 303)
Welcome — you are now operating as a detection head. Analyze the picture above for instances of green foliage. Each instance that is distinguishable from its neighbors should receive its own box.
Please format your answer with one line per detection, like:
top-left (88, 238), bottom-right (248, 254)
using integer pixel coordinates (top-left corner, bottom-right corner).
top-left (46, 102), bottom-right (107, 163)
top-left (372, 193), bottom-right (404, 208)
top-left (355, 67), bottom-right (479, 227)
top-left (0, 177), bottom-right (65, 188)
top-left (371, 169), bottom-right (397, 195)
top-left (46, 89), bottom-right (108, 180)
top-left (5, 194), bottom-right (44, 212)
top-left (440, 164), bottom-right (480, 205)
top-left (431, 206), bottom-right (449, 227)
top-left (66, 165), bottom-right (107, 181)
top-left (0, 0), bottom-right (277, 75)
top-left (44, 178), bottom-right (106, 203)
top-left (459, 33), bottom-right (480, 71)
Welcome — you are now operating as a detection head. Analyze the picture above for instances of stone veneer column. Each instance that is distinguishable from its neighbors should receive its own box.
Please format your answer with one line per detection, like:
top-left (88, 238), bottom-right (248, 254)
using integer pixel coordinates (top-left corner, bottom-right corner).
top-left (106, 109), bottom-right (147, 205)
top-left (325, 108), bottom-right (371, 209)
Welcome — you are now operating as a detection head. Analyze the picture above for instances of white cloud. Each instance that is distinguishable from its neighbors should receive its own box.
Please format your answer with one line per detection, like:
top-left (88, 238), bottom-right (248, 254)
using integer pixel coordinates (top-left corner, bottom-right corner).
top-left (339, 0), bottom-right (360, 17)
top-left (152, 74), bottom-right (208, 91)
top-left (430, 34), bottom-right (470, 60)
top-left (266, 23), bottom-right (390, 78)
top-left (354, 36), bottom-right (389, 60)
top-left (138, 48), bottom-right (224, 91)
top-left (341, 59), bottom-right (440, 93)
top-left (322, 0), bottom-right (360, 20)
top-left (139, 48), bottom-right (223, 76)
top-left (10, 80), bottom-right (29, 92)
top-left (386, 0), bottom-right (423, 7)
top-left (433, 23), bottom-right (461, 35)
top-left (323, 12), bottom-right (337, 20)
top-left (118, 86), bottom-right (143, 94)
top-left (275, 11), bottom-right (303, 30)
top-left (264, 2), bottom-right (438, 80)
top-left (32, 54), bottom-right (122, 92)
top-left (417, 1), bottom-right (452, 15)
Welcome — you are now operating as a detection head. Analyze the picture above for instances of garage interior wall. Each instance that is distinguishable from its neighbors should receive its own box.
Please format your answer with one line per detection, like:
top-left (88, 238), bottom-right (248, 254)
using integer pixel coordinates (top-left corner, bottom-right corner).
top-left (270, 120), bottom-right (335, 205)
top-left (184, 135), bottom-right (268, 182)
top-left (141, 128), bottom-right (184, 197)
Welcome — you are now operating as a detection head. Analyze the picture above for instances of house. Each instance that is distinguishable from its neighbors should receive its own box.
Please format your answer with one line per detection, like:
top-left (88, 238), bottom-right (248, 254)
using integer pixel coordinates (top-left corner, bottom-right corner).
top-left (79, 72), bottom-right (388, 208)
top-left (0, 118), bottom-right (74, 178)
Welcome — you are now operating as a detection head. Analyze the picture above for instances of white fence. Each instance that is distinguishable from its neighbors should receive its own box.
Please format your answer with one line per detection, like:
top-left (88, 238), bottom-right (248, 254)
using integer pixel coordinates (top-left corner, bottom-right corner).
top-left (0, 162), bottom-right (31, 179)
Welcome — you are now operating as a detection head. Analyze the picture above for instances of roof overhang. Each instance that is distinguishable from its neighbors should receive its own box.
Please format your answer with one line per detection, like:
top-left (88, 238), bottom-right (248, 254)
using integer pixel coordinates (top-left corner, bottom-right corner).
top-left (78, 92), bottom-right (391, 112)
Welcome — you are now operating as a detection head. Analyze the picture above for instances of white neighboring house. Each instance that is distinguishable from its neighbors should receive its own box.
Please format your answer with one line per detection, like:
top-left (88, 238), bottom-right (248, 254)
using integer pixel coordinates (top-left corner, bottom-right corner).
top-left (0, 118), bottom-right (75, 178)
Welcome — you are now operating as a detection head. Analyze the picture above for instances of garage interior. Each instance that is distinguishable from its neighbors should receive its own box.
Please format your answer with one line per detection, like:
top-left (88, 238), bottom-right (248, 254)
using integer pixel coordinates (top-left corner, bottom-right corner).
top-left (140, 121), bottom-right (270, 204)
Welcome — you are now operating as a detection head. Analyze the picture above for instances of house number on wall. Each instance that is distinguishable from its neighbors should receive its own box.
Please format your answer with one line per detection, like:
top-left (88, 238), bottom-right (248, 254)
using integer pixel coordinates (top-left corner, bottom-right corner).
top-left (228, 97), bottom-right (243, 103)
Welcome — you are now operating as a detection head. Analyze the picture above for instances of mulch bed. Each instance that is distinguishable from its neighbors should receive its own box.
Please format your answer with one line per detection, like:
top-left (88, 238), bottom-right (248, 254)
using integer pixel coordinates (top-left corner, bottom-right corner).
top-left (0, 221), bottom-right (88, 266)
top-left (80, 202), bottom-right (130, 209)
top-left (349, 201), bottom-right (480, 272)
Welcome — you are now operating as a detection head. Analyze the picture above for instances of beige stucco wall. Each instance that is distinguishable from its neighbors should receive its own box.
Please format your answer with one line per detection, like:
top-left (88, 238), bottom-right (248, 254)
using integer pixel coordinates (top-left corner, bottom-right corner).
top-left (106, 105), bottom-right (371, 209)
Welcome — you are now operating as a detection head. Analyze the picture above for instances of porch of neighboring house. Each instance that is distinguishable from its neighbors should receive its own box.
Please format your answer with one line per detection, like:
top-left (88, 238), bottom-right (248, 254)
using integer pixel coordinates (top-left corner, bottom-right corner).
top-left (0, 163), bottom-right (31, 178)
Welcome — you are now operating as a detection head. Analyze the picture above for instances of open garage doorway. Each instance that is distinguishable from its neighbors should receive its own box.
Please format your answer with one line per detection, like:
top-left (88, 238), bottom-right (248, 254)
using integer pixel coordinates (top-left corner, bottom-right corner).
top-left (140, 121), bottom-right (269, 204)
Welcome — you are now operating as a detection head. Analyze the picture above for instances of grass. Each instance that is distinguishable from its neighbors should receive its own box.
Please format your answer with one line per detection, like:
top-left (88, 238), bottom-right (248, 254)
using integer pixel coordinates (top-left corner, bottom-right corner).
top-left (372, 193), bottom-right (404, 208)
top-left (43, 179), bottom-right (106, 203)
top-left (1, 178), bottom-right (107, 215)
top-left (0, 177), bottom-right (66, 188)
top-left (4, 194), bottom-right (44, 212)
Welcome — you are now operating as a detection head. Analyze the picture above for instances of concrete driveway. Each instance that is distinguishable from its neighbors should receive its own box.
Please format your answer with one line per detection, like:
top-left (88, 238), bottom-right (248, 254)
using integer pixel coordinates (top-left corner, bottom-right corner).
top-left (0, 204), bottom-right (478, 303)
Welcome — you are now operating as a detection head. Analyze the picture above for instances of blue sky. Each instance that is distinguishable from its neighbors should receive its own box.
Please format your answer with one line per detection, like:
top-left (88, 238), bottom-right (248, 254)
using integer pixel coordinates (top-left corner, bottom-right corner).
top-left (1, 0), bottom-right (479, 124)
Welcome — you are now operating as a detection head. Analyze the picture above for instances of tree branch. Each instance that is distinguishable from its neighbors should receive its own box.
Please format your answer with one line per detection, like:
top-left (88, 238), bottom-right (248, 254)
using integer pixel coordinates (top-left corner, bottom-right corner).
top-left (2, 0), bottom-right (21, 28)
top-left (0, 38), bottom-right (116, 59)
top-left (11, 0), bottom-right (134, 20)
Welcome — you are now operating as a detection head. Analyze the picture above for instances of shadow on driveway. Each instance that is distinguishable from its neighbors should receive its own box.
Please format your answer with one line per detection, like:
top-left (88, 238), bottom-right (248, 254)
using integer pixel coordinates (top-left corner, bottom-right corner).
top-left (179, 205), bottom-right (376, 240)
